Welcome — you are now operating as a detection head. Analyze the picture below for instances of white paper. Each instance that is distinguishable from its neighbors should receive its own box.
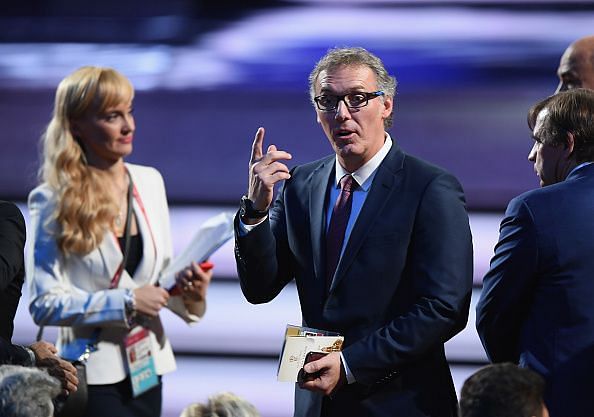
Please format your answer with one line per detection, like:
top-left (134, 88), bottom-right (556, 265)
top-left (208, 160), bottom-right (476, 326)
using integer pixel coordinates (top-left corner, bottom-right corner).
top-left (158, 211), bottom-right (234, 290)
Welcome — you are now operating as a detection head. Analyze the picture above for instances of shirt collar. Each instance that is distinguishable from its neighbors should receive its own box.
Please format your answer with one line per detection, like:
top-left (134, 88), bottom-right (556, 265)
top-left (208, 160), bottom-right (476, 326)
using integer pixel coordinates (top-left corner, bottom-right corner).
top-left (334, 133), bottom-right (393, 191)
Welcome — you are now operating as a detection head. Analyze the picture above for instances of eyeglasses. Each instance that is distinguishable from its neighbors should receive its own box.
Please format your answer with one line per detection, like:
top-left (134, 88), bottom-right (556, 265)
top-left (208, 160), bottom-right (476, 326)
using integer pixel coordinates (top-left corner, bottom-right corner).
top-left (313, 91), bottom-right (384, 112)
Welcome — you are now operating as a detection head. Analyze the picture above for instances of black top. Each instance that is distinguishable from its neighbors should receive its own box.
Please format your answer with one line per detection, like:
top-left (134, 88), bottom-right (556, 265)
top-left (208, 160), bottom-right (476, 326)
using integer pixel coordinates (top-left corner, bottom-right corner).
top-left (117, 234), bottom-right (143, 276)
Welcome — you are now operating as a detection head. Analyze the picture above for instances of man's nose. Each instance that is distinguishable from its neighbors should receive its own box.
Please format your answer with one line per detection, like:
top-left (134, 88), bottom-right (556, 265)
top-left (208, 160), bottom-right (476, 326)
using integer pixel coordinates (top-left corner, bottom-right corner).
top-left (528, 142), bottom-right (537, 161)
top-left (334, 99), bottom-right (351, 121)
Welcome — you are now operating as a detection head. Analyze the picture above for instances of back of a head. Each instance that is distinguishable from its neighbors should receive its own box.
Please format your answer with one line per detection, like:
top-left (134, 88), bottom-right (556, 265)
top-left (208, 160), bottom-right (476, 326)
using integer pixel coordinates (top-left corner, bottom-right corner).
top-left (459, 363), bottom-right (546, 417)
top-left (180, 392), bottom-right (261, 417)
top-left (557, 35), bottom-right (594, 92)
top-left (0, 365), bottom-right (61, 417)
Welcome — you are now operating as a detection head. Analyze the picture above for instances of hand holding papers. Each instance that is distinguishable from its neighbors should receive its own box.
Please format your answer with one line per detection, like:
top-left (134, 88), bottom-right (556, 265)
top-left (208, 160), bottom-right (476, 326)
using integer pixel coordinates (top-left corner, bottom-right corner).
top-left (169, 261), bottom-right (214, 296)
top-left (277, 325), bottom-right (344, 382)
top-left (158, 212), bottom-right (234, 293)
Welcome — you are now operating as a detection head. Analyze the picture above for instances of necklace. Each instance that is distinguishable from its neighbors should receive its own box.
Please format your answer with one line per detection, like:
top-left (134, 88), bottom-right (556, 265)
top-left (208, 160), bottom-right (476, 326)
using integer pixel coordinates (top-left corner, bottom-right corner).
top-left (114, 176), bottom-right (129, 229)
top-left (115, 209), bottom-right (124, 227)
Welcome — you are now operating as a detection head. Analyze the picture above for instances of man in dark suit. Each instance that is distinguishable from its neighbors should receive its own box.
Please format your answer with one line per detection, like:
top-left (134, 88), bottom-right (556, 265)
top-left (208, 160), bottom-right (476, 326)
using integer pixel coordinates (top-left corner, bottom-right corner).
top-left (0, 201), bottom-right (77, 393)
top-left (234, 47), bottom-right (473, 417)
top-left (476, 89), bottom-right (594, 417)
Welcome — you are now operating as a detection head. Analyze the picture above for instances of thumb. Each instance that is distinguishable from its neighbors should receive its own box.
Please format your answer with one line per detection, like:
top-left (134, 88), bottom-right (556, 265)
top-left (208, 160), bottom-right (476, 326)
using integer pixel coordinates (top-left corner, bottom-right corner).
top-left (304, 358), bottom-right (323, 374)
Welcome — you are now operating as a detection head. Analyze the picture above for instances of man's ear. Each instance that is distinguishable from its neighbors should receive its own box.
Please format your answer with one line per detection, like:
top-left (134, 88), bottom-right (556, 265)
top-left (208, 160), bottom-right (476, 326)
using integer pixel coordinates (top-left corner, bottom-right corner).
top-left (564, 131), bottom-right (575, 158)
top-left (382, 95), bottom-right (394, 119)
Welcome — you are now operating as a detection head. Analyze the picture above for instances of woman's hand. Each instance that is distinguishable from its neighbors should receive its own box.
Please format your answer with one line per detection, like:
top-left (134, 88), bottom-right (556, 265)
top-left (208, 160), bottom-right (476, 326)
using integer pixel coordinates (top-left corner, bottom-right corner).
top-left (133, 285), bottom-right (169, 318)
top-left (175, 261), bottom-right (213, 303)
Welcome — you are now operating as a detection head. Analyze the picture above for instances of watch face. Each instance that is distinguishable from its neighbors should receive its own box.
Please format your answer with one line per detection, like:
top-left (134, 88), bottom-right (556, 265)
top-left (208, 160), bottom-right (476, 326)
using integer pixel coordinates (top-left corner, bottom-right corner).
top-left (240, 197), bottom-right (247, 217)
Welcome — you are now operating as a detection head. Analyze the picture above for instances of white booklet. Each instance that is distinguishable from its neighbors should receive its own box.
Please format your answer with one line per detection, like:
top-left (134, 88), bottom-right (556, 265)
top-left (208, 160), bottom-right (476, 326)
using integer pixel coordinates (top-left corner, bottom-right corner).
top-left (277, 325), bottom-right (344, 382)
top-left (157, 211), bottom-right (234, 291)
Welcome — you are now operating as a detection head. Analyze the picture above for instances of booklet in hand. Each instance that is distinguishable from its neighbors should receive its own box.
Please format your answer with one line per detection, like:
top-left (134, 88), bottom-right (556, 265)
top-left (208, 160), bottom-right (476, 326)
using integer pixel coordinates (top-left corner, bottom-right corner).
top-left (277, 324), bottom-right (344, 382)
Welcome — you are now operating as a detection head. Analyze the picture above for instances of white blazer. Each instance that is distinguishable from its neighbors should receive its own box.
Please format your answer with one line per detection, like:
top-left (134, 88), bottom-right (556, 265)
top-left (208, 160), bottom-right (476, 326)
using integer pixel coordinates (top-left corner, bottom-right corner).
top-left (27, 163), bottom-right (201, 385)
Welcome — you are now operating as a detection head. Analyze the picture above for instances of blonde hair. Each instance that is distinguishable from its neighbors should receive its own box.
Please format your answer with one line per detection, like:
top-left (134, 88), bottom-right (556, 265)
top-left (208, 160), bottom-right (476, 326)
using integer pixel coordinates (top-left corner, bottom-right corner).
top-left (180, 392), bottom-right (260, 417)
top-left (39, 66), bottom-right (134, 255)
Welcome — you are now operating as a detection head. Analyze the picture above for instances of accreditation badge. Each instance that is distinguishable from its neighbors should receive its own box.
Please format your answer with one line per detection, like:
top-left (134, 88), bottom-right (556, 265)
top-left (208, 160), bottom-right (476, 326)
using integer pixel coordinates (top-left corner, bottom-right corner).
top-left (125, 326), bottom-right (159, 397)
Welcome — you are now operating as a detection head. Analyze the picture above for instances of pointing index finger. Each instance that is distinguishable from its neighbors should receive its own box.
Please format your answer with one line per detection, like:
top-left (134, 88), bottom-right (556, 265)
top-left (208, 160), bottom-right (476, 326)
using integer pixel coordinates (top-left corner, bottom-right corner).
top-left (250, 127), bottom-right (265, 163)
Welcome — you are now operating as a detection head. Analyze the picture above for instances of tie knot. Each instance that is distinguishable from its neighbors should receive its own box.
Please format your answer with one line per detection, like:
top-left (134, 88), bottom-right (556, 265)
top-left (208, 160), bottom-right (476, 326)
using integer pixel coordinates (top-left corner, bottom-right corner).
top-left (340, 175), bottom-right (356, 193)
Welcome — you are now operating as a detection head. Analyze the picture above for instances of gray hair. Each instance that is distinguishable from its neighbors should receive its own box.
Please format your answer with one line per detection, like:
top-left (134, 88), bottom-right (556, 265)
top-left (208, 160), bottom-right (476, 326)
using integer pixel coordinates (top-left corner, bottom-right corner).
top-left (0, 365), bottom-right (62, 417)
top-left (180, 392), bottom-right (261, 417)
top-left (308, 47), bottom-right (398, 128)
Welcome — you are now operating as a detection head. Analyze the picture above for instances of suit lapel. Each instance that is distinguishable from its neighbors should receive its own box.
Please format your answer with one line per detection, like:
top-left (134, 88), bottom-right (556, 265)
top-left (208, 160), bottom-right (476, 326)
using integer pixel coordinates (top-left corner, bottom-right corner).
top-left (97, 231), bottom-right (124, 287)
top-left (329, 145), bottom-right (405, 293)
top-left (309, 157), bottom-right (335, 281)
top-left (128, 165), bottom-right (158, 285)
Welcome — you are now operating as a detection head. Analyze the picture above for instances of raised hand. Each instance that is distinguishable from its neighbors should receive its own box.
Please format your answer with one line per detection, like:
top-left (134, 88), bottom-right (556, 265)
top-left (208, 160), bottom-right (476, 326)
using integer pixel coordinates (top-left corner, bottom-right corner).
top-left (247, 127), bottom-right (292, 218)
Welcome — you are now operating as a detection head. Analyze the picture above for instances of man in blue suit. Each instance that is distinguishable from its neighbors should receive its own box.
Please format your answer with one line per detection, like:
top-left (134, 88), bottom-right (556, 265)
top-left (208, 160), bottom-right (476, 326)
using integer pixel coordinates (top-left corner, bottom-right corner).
top-left (476, 88), bottom-right (594, 417)
top-left (234, 47), bottom-right (473, 417)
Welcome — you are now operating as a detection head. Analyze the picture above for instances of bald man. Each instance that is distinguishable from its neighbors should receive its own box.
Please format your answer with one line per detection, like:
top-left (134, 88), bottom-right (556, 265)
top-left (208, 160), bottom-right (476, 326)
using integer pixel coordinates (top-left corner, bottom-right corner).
top-left (556, 35), bottom-right (594, 92)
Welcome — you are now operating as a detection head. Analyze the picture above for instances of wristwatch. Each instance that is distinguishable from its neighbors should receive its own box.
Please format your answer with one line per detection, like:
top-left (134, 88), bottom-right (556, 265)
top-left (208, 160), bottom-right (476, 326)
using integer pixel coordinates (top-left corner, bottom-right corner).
top-left (240, 195), bottom-right (269, 220)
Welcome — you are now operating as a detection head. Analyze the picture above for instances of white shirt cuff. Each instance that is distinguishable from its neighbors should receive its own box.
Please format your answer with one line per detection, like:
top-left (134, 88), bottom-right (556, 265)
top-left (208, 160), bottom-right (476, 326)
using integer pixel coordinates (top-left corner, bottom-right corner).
top-left (238, 215), bottom-right (268, 236)
top-left (340, 352), bottom-right (356, 384)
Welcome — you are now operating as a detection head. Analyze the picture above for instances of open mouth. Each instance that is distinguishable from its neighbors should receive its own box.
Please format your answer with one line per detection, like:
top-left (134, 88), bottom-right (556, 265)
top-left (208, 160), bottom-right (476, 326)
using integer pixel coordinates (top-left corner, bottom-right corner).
top-left (335, 130), bottom-right (354, 139)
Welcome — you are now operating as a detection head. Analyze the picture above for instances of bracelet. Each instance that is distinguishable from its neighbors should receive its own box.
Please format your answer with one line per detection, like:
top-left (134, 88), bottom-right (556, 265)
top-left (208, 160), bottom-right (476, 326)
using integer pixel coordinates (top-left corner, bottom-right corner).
top-left (124, 289), bottom-right (137, 327)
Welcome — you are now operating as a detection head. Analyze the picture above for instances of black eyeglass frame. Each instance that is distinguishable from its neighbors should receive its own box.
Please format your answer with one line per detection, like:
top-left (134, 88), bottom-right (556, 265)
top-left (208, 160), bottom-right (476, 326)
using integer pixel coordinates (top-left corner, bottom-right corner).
top-left (313, 91), bottom-right (385, 111)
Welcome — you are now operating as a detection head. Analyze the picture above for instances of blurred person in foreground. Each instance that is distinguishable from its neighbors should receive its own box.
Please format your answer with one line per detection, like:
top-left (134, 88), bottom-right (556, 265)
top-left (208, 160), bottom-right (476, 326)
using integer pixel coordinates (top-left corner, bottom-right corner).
top-left (0, 364), bottom-right (62, 417)
top-left (27, 66), bottom-right (212, 417)
top-left (555, 35), bottom-right (594, 93)
top-left (459, 363), bottom-right (549, 417)
top-left (0, 200), bottom-right (77, 394)
top-left (180, 392), bottom-right (260, 417)
top-left (234, 46), bottom-right (473, 417)
top-left (477, 88), bottom-right (594, 417)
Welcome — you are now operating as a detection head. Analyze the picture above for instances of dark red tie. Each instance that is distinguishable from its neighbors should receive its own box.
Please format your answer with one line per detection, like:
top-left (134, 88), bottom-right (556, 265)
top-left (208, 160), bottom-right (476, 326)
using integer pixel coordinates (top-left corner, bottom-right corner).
top-left (325, 175), bottom-right (357, 292)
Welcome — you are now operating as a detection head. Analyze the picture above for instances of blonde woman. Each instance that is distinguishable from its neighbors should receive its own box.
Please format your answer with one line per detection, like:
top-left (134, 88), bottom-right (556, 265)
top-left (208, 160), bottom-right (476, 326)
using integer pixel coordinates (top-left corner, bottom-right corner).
top-left (27, 66), bottom-right (212, 417)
